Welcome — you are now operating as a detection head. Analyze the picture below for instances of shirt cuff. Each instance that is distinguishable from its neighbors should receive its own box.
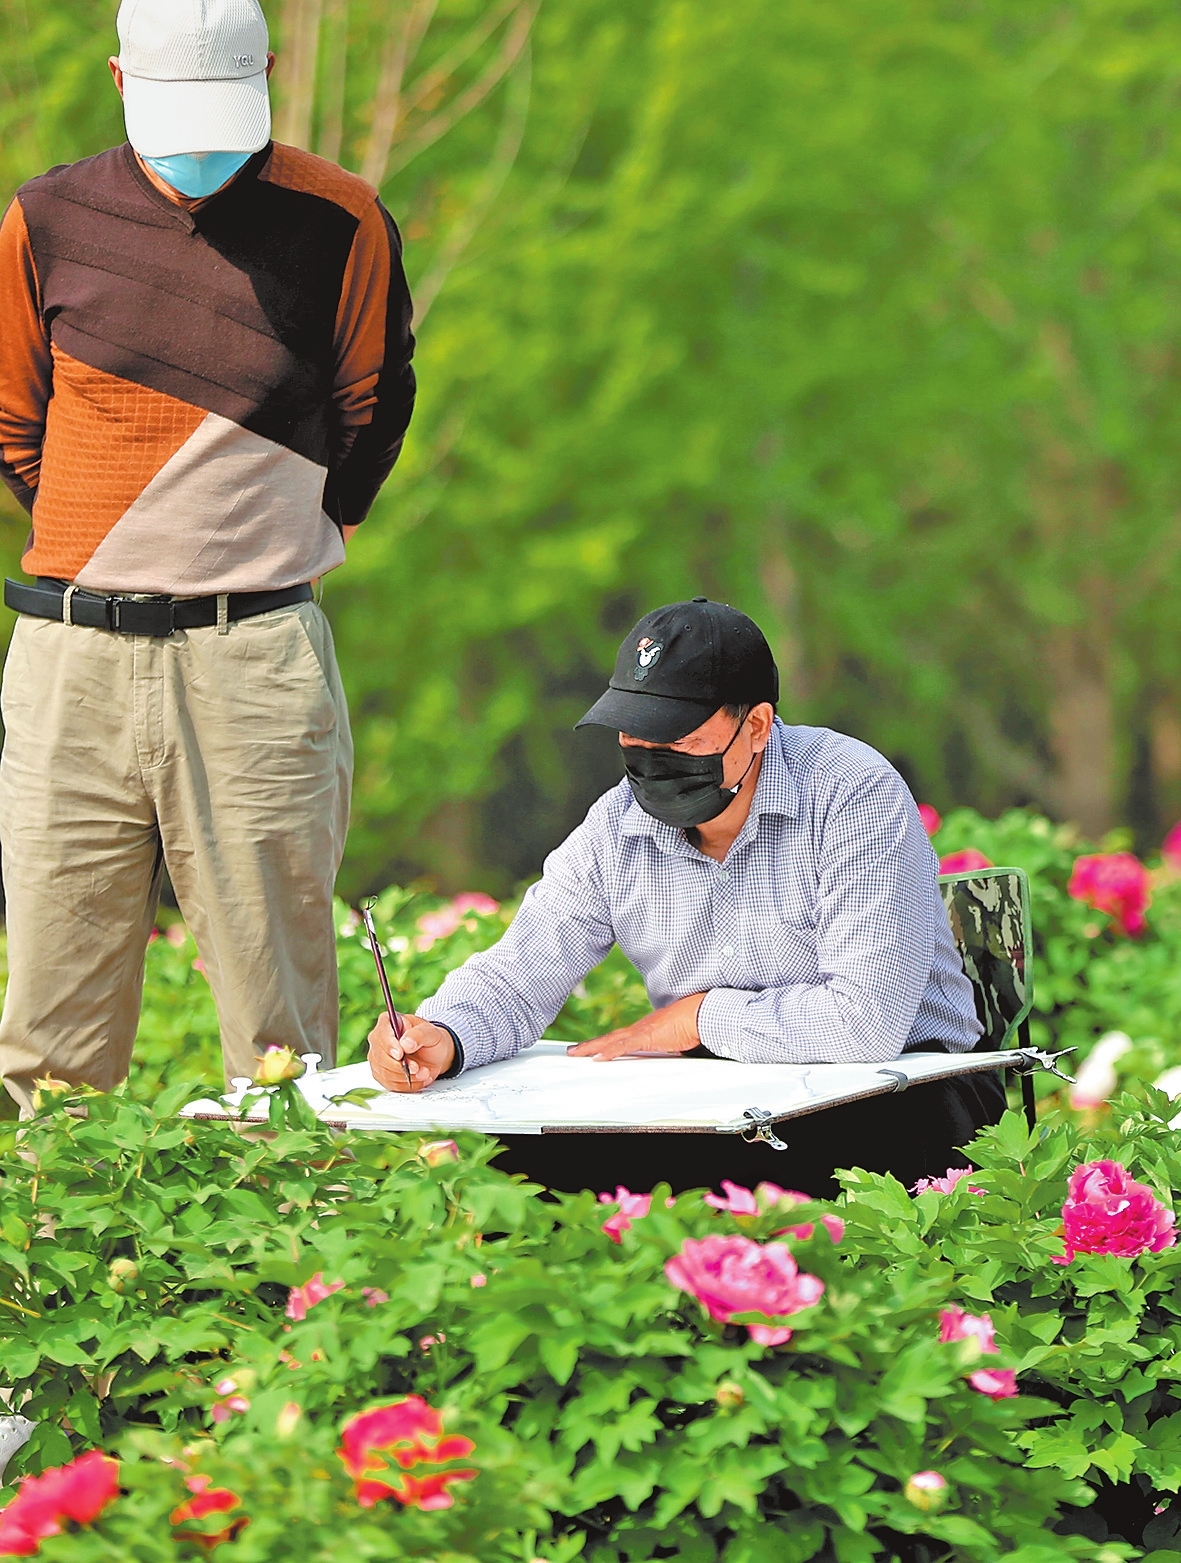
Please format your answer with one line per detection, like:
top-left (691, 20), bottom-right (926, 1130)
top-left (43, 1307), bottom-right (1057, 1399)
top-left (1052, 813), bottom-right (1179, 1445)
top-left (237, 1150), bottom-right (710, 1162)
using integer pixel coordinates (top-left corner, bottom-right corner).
top-left (433, 1024), bottom-right (465, 1078)
top-left (696, 987), bottom-right (755, 1060)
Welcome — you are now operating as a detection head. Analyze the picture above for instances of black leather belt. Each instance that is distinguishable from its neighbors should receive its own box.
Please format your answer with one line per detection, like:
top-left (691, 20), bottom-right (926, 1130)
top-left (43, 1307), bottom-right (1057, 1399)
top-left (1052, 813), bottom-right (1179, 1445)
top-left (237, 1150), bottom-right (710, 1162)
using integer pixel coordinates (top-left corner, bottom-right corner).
top-left (3, 578), bottom-right (314, 637)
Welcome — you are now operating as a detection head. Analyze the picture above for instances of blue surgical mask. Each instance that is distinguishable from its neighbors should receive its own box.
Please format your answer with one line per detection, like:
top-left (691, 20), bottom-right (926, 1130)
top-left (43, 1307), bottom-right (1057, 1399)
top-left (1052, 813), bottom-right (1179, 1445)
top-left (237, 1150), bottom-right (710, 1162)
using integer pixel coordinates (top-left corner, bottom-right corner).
top-left (140, 150), bottom-right (252, 199)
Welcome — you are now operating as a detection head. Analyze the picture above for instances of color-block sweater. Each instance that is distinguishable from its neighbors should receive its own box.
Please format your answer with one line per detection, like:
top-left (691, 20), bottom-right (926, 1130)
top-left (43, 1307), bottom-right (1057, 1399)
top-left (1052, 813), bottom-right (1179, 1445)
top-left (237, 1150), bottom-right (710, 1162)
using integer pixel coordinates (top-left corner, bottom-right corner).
top-left (0, 141), bottom-right (415, 595)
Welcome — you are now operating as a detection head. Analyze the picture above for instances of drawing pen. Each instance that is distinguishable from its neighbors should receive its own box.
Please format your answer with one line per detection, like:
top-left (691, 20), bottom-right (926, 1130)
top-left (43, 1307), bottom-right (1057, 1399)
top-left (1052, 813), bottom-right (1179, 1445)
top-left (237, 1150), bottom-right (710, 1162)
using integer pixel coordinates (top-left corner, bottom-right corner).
top-left (361, 900), bottom-right (414, 1088)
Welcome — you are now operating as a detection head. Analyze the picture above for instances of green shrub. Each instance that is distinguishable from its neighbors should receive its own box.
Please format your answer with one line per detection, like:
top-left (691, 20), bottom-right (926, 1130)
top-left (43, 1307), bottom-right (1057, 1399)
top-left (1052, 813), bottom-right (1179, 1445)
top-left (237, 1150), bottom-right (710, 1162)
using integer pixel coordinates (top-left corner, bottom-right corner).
top-left (0, 1084), bottom-right (1135, 1562)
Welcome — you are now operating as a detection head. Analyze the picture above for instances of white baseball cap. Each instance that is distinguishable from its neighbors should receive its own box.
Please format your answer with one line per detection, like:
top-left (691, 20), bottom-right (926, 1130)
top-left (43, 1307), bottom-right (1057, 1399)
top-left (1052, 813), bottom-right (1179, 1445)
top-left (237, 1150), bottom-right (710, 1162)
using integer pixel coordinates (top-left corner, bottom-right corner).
top-left (117, 0), bottom-right (271, 158)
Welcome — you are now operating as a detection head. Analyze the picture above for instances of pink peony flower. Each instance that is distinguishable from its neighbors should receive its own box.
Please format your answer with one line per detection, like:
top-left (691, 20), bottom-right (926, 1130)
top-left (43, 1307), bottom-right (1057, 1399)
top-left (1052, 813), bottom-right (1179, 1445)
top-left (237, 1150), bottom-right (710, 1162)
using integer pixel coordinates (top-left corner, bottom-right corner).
top-left (968, 1367), bottom-right (1018, 1400)
top-left (285, 1272), bottom-right (345, 1321)
top-left (1068, 852), bottom-right (1150, 937)
top-left (664, 1233), bottom-right (824, 1345)
top-left (470, 1273), bottom-right (487, 1288)
top-left (0, 1451), bottom-right (120, 1554)
top-left (210, 1393), bottom-right (250, 1424)
top-left (704, 1180), bottom-right (843, 1243)
top-left (337, 1397), bottom-right (477, 1510)
top-left (1054, 1159), bottom-right (1176, 1264)
top-left (911, 1167), bottom-right (984, 1197)
top-left (939, 1305), bottom-right (997, 1355)
top-left (704, 1179), bottom-right (761, 1216)
top-left (599, 1186), bottom-right (653, 1243)
top-left (939, 849), bottom-right (993, 874)
top-left (918, 804), bottom-right (942, 836)
top-left (362, 1287), bottom-right (390, 1308)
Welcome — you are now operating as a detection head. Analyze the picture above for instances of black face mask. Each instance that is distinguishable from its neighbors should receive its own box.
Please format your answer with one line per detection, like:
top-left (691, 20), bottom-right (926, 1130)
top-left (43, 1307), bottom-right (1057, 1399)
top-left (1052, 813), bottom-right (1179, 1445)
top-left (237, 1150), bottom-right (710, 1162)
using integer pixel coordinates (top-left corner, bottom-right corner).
top-left (622, 720), bottom-right (756, 828)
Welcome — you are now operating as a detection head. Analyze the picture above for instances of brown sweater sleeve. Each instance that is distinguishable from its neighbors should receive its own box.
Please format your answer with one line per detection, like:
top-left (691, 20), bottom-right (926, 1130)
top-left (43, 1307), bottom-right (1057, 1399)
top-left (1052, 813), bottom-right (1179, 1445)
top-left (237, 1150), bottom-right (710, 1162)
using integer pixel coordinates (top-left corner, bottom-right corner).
top-left (326, 197), bottom-right (416, 529)
top-left (0, 197), bottom-right (51, 515)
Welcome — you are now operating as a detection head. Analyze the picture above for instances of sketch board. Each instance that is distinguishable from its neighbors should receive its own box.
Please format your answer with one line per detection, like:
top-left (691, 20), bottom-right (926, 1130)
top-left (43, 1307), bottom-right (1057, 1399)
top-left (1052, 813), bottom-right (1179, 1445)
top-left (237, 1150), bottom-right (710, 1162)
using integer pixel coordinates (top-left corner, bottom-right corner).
top-left (180, 1041), bottom-right (1024, 1136)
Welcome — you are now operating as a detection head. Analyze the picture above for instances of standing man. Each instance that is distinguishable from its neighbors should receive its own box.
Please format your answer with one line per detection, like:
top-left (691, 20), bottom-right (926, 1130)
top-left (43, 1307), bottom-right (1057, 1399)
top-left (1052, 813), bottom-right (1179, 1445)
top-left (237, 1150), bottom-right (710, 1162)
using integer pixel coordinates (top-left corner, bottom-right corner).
top-left (0, 0), bottom-right (415, 1113)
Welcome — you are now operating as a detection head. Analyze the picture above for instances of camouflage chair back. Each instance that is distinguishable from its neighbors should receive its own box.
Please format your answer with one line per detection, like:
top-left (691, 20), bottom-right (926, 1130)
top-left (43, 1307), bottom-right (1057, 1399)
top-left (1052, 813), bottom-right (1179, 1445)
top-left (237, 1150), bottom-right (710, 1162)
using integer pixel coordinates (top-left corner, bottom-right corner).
top-left (938, 867), bottom-right (1034, 1052)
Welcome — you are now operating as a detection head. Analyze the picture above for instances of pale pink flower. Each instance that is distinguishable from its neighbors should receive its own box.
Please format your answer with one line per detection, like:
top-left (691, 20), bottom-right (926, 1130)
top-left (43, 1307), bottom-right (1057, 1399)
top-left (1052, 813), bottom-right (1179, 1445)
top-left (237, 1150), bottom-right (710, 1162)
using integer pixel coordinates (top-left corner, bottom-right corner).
top-left (939, 1305), bottom-right (997, 1355)
top-left (211, 1393), bottom-right (250, 1423)
top-left (747, 1324), bottom-right (793, 1346)
top-left (470, 1273), bottom-right (487, 1288)
top-left (1069, 1031), bottom-right (1132, 1110)
top-left (939, 849), bottom-right (993, 874)
top-left (418, 1332), bottom-right (446, 1352)
top-left (917, 804), bottom-right (942, 836)
top-left (968, 1367), bottom-right (1018, 1400)
top-left (164, 923), bottom-right (187, 948)
top-left (779, 1213), bottom-right (845, 1245)
top-left (1068, 852), bottom-right (1150, 937)
top-left (911, 1167), bottom-right (984, 1197)
top-left (1163, 821), bottom-right (1181, 871)
top-left (1054, 1159), bottom-right (1176, 1264)
top-left (362, 1287), bottom-right (389, 1308)
top-left (192, 957), bottom-right (208, 979)
top-left (285, 1272), bottom-right (345, 1321)
top-left (664, 1233), bottom-right (824, 1345)
top-left (416, 893), bottom-right (501, 950)
top-left (599, 1186), bottom-right (653, 1243)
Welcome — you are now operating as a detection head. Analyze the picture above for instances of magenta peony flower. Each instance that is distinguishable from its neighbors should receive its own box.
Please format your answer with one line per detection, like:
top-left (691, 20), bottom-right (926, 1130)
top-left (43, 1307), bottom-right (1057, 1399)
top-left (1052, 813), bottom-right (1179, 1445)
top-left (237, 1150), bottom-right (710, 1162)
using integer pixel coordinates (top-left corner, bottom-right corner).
top-left (939, 848), bottom-right (993, 874)
top-left (918, 803), bottom-right (942, 836)
top-left (1067, 852), bottom-right (1150, 937)
top-left (911, 1167), bottom-right (984, 1197)
top-left (664, 1233), bottom-right (824, 1345)
top-left (938, 1305), bottom-right (997, 1356)
top-left (599, 1186), bottom-right (653, 1242)
top-left (285, 1272), bottom-right (345, 1321)
top-left (1054, 1159), bottom-right (1176, 1264)
top-left (338, 1397), bottom-right (476, 1511)
top-left (968, 1367), bottom-right (1018, 1400)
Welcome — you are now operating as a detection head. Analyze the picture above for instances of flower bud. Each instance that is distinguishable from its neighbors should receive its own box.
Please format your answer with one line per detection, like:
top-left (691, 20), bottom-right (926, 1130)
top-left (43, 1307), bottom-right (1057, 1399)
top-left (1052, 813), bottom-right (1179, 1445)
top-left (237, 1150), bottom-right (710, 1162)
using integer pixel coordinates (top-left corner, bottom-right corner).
top-left (254, 1046), bottom-right (305, 1084)
top-left (715, 1380), bottom-right (744, 1409)
top-left (276, 1401), bottom-right (302, 1438)
top-left (421, 1139), bottom-right (459, 1167)
top-left (904, 1471), bottom-right (949, 1513)
top-left (32, 1075), bottom-right (72, 1110)
top-left (108, 1257), bottom-right (139, 1292)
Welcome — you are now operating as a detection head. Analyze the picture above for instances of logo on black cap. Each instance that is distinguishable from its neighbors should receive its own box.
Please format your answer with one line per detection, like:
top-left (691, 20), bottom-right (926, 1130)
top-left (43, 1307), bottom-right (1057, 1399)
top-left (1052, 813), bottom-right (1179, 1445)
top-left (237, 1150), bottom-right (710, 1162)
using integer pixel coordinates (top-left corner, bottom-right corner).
top-left (634, 637), bottom-right (662, 681)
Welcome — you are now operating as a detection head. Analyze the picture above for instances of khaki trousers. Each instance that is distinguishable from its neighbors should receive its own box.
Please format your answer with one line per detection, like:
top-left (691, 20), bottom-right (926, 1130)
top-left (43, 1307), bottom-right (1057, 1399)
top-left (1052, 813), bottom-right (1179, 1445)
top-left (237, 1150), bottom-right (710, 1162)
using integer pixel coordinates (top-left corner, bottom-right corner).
top-left (0, 601), bottom-right (352, 1114)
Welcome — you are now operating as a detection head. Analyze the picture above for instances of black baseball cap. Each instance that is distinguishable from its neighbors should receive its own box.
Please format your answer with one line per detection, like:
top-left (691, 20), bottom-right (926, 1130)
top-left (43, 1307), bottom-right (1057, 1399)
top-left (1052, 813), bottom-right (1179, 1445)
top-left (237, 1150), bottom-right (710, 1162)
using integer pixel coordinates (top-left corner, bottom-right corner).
top-left (576, 598), bottom-right (779, 744)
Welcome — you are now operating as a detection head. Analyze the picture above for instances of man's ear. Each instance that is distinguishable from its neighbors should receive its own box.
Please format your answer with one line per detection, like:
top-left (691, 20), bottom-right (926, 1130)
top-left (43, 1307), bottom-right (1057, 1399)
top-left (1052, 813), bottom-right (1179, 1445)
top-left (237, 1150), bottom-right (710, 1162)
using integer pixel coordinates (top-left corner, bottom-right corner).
top-left (748, 702), bottom-right (775, 752)
top-left (109, 56), bottom-right (124, 97)
top-left (266, 51), bottom-right (276, 78)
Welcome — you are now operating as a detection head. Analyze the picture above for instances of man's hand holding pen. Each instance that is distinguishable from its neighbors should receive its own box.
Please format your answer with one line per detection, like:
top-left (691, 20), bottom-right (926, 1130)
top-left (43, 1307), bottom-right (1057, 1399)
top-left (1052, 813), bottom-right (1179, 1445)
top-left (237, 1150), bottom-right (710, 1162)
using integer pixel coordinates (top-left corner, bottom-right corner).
top-left (367, 1013), bottom-right (456, 1093)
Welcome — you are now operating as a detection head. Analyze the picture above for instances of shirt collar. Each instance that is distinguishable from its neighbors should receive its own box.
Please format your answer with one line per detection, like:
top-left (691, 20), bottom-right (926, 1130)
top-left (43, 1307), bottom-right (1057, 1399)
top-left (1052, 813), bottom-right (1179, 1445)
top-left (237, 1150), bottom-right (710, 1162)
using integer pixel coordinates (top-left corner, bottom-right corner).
top-left (618, 716), bottom-right (799, 854)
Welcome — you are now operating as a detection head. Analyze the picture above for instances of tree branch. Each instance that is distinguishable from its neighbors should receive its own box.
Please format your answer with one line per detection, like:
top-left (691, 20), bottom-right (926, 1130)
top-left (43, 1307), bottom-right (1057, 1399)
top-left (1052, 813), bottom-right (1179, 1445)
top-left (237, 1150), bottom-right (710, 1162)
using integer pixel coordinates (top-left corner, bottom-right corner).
top-left (384, 1), bottom-right (537, 184)
top-left (359, 0), bottom-right (438, 189)
top-left (413, 41), bottom-right (532, 326)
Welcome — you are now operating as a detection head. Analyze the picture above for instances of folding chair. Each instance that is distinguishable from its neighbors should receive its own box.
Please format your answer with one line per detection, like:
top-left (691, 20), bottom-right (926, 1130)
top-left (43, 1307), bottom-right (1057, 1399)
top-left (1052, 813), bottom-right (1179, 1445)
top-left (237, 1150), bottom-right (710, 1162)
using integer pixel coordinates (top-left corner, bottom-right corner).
top-left (939, 866), bottom-right (1037, 1128)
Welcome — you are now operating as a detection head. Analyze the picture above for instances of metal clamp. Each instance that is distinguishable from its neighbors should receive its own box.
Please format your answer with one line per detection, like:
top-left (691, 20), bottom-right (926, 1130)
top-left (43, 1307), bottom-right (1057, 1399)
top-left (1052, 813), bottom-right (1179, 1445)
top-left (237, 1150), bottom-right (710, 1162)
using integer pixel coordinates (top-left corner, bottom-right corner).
top-left (877, 1069), bottom-right (909, 1092)
top-left (741, 1107), bottom-right (788, 1151)
top-left (1013, 1046), bottom-right (1077, 1085)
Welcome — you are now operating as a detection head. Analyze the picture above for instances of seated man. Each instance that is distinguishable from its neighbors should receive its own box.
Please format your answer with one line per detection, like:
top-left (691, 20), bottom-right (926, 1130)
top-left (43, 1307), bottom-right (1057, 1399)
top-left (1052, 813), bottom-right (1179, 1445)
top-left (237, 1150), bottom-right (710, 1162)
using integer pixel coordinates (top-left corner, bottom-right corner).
top-left (368, 598), bottom-right (1000, 1196)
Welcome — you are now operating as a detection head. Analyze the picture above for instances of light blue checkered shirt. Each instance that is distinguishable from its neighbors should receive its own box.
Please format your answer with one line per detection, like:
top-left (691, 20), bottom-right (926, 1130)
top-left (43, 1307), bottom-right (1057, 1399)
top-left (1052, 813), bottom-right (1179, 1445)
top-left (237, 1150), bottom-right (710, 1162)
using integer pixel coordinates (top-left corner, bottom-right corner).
top-left (421, 718), bottom-right (982, 1071)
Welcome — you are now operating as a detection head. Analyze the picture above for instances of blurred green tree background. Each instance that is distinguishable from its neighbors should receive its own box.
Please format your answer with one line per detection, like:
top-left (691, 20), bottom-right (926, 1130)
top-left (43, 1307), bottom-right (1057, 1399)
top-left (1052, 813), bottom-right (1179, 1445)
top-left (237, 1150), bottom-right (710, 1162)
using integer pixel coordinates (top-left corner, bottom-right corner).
top-left (2, 0), bottom-right (1181, 896)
